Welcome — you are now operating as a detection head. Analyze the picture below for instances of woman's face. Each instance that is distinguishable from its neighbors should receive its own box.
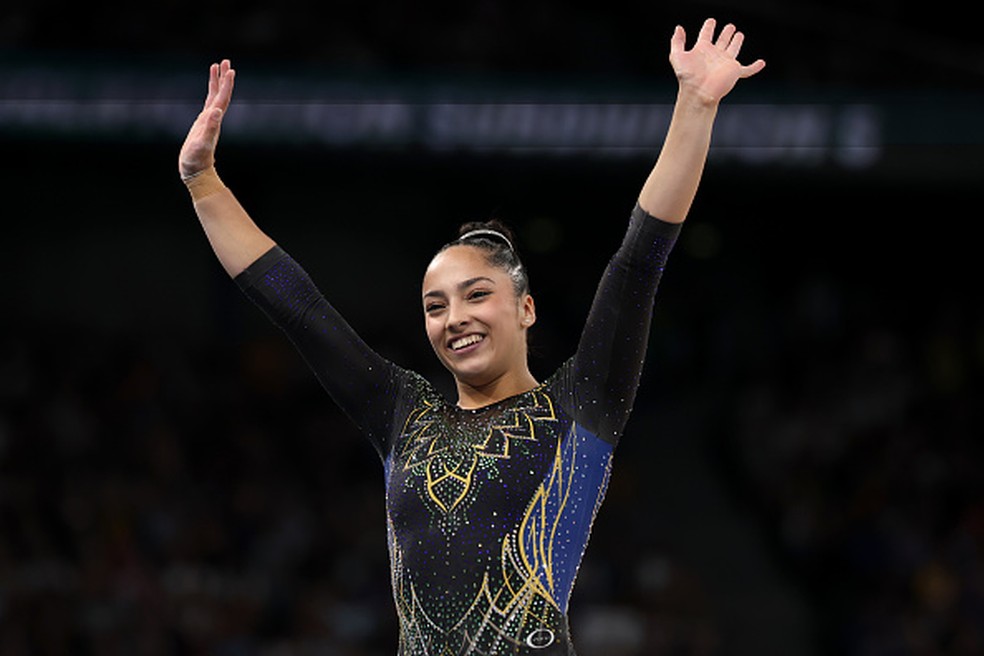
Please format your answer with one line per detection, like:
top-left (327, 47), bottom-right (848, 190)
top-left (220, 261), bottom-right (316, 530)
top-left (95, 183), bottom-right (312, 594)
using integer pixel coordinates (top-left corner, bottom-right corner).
top-left (422, 245), bottom-right (535, 388)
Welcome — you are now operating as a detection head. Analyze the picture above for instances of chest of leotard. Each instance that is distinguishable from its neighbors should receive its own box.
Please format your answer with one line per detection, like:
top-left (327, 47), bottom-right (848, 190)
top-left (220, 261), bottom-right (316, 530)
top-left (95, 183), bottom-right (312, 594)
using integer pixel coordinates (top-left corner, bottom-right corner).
top-left (386, 387), bottom-right (562, 592)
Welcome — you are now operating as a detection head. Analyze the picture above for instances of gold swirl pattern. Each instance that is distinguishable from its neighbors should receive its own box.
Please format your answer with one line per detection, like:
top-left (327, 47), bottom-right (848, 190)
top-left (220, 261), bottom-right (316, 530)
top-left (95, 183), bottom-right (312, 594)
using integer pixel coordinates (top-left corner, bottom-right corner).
top-left (390, 421), bottom-right (605, 654)
top-left (397, 391), bottom-right (558, 515)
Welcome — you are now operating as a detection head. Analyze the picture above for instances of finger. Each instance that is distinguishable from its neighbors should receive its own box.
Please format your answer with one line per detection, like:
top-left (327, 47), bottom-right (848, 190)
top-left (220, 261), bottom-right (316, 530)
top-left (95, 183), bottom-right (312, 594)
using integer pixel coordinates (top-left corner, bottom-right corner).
top-left (204, 62), bottom-right (219, 108)
top-left (740, 59), bottom-right (766, 78)
top-left (213, 65), bottom-right (236, 112)
top-left (697, 18), bottom-right (716, 45)
top-left (716, 23), bottom-right (736, 49)
top-left (205, 60), bottom-right (232, 108)
top-left (670, 24), bottom-right (686, 56)
top-left (726, 31), bottom-right (745, 57)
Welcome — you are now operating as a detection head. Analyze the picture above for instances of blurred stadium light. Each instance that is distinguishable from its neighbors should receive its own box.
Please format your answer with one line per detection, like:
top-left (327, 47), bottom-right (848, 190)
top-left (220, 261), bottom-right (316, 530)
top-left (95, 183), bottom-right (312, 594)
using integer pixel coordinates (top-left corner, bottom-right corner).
top-left (0, 63), bottom-right (891, 169)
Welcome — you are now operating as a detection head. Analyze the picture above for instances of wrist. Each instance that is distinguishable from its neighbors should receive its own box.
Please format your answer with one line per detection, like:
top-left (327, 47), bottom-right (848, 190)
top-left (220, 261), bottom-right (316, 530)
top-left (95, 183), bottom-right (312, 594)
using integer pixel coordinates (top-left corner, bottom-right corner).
top-left (182, 166), bottom-right (226, 201)
top-left (675, 84), bottom-right (722, 113)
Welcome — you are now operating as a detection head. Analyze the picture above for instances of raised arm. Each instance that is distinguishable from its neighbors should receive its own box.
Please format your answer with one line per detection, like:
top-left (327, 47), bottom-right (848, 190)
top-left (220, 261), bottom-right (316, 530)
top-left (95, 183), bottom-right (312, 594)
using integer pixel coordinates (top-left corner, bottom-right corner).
top-left (567, 19), bottom-right (764, 444)
top-left (179, 59), bottom-right (276, 277)
top-left (177, 61), bottom-right (408, 454)
top-left (638, 18), bottom-right (765, 222)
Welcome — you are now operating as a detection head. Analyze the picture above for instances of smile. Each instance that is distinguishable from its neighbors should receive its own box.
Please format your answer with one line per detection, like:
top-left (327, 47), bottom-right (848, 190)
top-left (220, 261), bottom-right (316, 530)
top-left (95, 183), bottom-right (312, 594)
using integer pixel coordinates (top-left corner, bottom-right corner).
top-left (449, 334), bottom-right (485, 351)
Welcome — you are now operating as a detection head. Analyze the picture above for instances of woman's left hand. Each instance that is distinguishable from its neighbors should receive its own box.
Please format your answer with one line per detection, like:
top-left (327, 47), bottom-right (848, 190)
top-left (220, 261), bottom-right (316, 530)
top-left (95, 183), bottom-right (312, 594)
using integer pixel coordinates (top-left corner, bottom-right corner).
top-left (669, 18), bottom-right (765, 105)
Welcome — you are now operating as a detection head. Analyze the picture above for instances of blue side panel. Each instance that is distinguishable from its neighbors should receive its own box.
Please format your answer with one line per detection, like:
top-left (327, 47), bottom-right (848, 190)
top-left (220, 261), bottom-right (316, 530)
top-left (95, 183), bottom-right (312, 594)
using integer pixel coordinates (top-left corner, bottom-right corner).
top-left (520, 423), bottom-right (613, 612)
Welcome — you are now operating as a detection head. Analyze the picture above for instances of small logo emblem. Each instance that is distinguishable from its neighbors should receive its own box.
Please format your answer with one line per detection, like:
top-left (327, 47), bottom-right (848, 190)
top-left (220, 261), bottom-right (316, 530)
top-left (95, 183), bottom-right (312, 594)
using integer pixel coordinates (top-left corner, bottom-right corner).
top-left (525, 628), bottom-right (555, 648)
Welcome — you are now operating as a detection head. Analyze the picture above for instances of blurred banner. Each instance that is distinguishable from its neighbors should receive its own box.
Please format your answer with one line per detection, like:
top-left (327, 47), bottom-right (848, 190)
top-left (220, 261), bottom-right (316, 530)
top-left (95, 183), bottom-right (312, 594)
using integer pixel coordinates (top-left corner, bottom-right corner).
top-left (2, 61), bottom-right (981, 174)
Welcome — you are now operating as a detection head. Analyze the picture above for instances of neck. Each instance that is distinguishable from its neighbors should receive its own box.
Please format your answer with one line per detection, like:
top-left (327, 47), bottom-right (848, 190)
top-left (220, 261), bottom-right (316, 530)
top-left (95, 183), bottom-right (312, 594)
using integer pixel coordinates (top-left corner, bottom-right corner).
top-left (455, 367), bottom-right (539, 409)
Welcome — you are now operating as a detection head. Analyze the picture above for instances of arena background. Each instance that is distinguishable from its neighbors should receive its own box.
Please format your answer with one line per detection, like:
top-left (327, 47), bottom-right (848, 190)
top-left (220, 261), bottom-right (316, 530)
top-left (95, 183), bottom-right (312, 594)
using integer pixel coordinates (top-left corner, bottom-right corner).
top-left (1, 2), bottom-right (982, 654)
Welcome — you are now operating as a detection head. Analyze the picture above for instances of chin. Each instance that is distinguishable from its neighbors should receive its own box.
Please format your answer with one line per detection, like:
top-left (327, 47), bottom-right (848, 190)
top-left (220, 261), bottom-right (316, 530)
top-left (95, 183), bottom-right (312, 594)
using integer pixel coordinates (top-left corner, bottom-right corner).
top-left (446, 360), bottom-right (499, 389)
top-left (449, 367), bottom-right (493, 388)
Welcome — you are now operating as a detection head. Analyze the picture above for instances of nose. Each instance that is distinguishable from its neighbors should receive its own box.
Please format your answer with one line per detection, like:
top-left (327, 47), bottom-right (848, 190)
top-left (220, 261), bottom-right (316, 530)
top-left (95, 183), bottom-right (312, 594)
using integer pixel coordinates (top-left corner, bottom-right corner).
top-left (445, 300), bottom-right (469, 332)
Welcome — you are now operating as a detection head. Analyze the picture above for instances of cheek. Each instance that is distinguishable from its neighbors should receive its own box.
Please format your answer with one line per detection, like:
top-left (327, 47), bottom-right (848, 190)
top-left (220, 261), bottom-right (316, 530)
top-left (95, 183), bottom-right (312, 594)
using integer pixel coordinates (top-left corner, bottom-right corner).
top-left (484, 305), bottom-right (521, 337)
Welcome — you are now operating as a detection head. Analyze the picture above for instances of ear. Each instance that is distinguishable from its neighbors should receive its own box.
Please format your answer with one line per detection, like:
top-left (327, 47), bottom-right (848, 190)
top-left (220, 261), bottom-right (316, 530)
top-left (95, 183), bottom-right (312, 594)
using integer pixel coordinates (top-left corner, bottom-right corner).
top-left (519, 293), bottom-right (536, 328)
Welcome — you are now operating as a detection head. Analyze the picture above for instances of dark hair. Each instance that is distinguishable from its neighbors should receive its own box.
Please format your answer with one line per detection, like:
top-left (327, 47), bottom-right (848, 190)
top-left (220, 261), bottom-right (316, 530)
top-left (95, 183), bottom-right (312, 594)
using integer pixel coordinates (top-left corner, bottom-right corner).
top-left (437, 219), bottom-right (530, 297)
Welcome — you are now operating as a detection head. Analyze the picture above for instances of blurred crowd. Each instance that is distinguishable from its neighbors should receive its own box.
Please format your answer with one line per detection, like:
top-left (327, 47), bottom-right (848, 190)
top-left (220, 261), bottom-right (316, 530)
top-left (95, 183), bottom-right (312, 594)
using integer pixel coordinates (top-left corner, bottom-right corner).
top-left (714, 274), bottom-right (984, 655)
top-left (2, 243), bottom-right (981, 655)
top-left (0, 317), bottom-right (718, 655)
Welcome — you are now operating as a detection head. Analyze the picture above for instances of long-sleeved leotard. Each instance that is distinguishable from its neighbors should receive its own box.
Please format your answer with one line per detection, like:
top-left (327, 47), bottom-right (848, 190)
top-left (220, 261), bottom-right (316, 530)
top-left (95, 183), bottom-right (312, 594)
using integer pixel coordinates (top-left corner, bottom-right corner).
top-left (234, 203), bottom-right (680, 655)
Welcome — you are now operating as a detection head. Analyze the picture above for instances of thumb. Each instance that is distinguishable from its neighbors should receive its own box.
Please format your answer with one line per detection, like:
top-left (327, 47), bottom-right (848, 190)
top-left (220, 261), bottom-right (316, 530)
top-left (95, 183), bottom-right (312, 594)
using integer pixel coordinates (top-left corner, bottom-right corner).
top-left (201, 107), bottom-right (225, 143)
top-left (670, 25), bottom-right (686, 55)
top-left (740, 59), bottom-right (766, 78)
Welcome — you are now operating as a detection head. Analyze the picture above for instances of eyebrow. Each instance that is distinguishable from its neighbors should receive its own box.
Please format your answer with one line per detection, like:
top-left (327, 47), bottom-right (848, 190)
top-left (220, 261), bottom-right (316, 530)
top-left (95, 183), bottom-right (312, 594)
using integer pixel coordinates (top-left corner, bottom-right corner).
top-left (423, 276), bottom-right (496, 299)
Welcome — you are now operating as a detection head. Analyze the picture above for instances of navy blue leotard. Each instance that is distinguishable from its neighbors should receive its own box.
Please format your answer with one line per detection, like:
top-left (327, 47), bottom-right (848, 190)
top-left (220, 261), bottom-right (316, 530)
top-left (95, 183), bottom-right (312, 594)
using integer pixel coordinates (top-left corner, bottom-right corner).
top-left (234, 203), bottom-right (680, 655)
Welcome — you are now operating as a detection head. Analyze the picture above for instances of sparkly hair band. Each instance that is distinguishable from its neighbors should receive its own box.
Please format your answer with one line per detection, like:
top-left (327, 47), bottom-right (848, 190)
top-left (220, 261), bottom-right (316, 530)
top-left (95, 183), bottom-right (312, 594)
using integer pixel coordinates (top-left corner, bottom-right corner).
top-left (458, 229), bottom-right (514, 252)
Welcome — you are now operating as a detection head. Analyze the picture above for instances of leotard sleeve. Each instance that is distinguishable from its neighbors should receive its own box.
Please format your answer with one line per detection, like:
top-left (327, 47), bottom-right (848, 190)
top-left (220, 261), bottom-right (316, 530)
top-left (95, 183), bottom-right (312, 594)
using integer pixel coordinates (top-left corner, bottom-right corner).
top-left (553, 203), bottom-right (682, 445)
top-left (233, 245), bottom-right (407, 458)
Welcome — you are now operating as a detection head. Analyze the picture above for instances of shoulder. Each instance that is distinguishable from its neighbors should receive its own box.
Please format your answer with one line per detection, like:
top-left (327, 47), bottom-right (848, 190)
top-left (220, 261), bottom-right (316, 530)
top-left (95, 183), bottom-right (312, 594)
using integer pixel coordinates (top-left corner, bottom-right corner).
top-left (539, 357), bottom-right (576, 404)
top-left (388, 365), bottom-right (448, 413)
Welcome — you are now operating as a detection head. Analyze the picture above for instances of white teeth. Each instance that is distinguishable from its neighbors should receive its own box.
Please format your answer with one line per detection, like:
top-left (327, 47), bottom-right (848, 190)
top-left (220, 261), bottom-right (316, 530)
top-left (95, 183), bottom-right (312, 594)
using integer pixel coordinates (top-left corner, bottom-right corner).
top-left (450, 334), bottom-right (484, 350)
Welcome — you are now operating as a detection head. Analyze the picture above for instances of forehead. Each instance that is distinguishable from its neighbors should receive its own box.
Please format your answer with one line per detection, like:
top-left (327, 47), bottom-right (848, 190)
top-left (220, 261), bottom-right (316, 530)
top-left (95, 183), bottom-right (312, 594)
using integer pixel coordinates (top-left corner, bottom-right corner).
top-left (422, 245), bottom-right (501, 290)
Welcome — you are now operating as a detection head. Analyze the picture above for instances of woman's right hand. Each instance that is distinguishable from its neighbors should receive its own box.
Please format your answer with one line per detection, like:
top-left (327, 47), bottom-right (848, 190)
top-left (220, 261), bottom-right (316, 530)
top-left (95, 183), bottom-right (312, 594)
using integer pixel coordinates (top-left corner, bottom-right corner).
top-left (179, 59), bottom-right (235, 179)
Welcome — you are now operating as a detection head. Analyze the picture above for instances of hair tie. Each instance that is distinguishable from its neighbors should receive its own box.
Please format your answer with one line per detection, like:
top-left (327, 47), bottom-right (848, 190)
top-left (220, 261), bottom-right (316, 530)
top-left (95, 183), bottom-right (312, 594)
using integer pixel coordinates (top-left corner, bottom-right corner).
top-left (458, 228), bottom-right (514, 252)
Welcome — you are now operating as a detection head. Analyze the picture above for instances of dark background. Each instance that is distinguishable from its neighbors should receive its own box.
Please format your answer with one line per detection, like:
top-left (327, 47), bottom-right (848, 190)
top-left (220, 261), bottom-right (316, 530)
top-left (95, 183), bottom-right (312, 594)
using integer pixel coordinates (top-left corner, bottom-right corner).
top-left (1, 2), bottom-right (982, 655)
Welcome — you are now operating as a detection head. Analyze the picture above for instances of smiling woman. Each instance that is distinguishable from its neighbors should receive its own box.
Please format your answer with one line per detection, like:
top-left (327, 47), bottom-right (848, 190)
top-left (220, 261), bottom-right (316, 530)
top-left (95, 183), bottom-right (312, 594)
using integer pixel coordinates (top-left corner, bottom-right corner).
top-left (423, 222), bottom-right (537, 408)
top-left (178, 17), bottom-right (764, 655)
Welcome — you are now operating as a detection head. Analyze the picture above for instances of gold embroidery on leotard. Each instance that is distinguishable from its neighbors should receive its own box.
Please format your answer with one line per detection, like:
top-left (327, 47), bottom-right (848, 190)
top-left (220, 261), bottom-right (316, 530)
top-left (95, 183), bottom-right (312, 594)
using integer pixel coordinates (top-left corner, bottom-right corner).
top-left (397, 390), bottom-right (557, 515)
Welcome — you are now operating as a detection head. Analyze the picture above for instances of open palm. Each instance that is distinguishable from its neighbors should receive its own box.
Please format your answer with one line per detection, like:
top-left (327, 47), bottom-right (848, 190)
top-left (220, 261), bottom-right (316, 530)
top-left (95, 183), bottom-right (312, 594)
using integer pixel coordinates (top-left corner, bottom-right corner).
top-left (179, 59), bottom-right (235, 179)
top-left (669, 19), bottom-right (765, 104)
